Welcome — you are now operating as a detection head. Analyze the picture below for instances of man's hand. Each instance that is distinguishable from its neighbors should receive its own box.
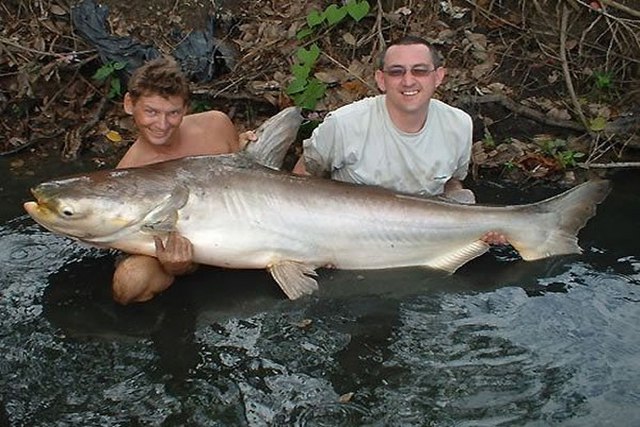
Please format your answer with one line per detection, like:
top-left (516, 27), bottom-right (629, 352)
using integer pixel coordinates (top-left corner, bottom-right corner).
top-left (238, 130), bottom-right (257, 150)
top-left (443, 179), bottom-right (476, 204)
top-left (154, 232), bottom-right (197, 276)
top-left (481, 231), bottom-right (508, 246)
top-left (444, 188), bottom-right (476, 204)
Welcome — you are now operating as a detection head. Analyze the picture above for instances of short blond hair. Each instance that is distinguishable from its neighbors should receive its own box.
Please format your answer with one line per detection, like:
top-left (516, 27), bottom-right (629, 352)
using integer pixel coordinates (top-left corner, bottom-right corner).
top-left (127, 56), bottom-right (190, 103)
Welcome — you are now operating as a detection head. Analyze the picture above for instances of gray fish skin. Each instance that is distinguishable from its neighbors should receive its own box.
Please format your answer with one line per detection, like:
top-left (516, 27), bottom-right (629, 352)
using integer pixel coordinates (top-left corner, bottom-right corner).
top-left (23, 152), bottom-right (610, 300)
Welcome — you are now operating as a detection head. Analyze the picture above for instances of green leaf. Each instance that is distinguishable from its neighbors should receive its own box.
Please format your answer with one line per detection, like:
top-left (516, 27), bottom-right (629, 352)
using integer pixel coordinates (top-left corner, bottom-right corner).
top-left (110, 78), bottom-right (121, 92)
top-left (291, 78), bottom-right (327, 110)
top-left (307, 10), bottom-right (324, 27)
top-left (324, 4), bottom-right (347, 25)
top-left (292, 63), bottom-right (311, 79)
top-left (112, 61), bottom-right (127, 71)
top-left (293, 91), bottom-right (318, 110)
top-left (593, 70), bottom-right (612, 90)
top-left (296, 27), bottom-right (314, 40)
top-left (286, 77), bottom-right (308, 95)
top-left (300, 96), bottom-right (318, 110)
top-left (92, 64), bottom-right (113, 82)
top-left (305, 78), bottom-right (327, 99)
top-left (107, 78), bottom-right (122, 99)
top-left (296, 44), bottom-right (321, 66)
top-left (345, 0), bottom-right (370, 22)
top-left (589, 116), bottom-right (607, 132)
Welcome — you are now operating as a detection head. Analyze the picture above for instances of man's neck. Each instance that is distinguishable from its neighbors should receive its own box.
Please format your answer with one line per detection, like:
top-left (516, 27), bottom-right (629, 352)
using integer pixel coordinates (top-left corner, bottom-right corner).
top-left (385, 101), bottom-right (430, 134)
top-left (138, 133), bottom-right (181, 154)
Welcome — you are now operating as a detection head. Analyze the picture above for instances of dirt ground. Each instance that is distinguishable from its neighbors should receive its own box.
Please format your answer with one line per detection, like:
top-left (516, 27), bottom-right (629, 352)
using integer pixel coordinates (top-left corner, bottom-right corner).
top-left (1, 0), bottom-right (639, 183)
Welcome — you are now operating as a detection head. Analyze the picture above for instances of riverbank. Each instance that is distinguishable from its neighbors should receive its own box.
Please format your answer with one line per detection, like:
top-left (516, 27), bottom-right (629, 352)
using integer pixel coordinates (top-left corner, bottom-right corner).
top-left (2, 0), bottom-right (639, 187)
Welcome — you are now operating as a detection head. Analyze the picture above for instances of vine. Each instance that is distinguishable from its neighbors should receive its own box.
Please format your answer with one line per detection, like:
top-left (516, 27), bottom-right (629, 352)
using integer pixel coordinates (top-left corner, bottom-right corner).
top-left (92, 61), bottom-right (127, 99)
top-left (286, 0), bottom-right (370, 109)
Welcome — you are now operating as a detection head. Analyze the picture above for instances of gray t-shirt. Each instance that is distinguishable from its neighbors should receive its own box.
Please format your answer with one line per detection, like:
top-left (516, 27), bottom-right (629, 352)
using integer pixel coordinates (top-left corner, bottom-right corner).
top-left (302, 95), bottom-right (473, 196)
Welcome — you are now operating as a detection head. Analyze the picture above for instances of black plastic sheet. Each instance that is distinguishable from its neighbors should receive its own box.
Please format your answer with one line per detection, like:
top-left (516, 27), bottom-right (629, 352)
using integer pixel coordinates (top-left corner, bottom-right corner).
top-left (71, 0), bottom-right (236, 83)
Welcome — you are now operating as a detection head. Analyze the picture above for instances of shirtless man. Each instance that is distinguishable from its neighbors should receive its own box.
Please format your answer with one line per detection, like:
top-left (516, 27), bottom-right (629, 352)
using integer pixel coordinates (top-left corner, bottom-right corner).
top-left (112, 56), bottom-right (240, 305)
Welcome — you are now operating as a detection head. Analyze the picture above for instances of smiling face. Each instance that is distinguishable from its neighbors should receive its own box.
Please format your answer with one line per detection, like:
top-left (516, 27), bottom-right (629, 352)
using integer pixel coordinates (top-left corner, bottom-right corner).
top-left (375, 43), bottom-right (445, 125)
top-left (124, 93), bottom-right (187, 147)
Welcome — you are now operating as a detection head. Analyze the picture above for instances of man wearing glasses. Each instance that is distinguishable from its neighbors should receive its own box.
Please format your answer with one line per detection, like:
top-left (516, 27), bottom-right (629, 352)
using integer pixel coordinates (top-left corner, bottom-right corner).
top-left (293, 35), bottom-right (475, 204)
top-left (293, 35), bottom-right (506, 245)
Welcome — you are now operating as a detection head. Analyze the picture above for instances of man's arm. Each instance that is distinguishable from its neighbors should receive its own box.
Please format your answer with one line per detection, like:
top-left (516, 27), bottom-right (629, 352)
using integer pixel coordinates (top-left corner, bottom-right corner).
top-left (292, 157), bottom-right (310, 175)
top-left (444, 177), bottom-right (464, 193)
top-left (292, 146), bottom-right (331, 177)
top-left (205, 110), bottom-right (240, 153)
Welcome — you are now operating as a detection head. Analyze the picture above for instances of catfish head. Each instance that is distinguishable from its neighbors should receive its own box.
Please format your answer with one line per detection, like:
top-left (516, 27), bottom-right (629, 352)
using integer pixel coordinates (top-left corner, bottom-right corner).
top-left (23, 168), bottom-right (189, 246)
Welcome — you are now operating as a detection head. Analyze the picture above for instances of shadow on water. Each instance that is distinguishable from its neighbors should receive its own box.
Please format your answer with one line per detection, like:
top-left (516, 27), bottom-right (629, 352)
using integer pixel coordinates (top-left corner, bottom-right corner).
top-left (43, 254), bottom-right (286, 381)
top-left (40, 243), bottom-right (574, 341)
top-left (1, 165), bottom-right (639, 425)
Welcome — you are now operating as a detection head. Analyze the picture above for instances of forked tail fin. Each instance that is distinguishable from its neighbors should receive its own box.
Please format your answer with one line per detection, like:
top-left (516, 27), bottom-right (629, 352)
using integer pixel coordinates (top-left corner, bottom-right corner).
top-left (509, 179), bottom-right (611, 260)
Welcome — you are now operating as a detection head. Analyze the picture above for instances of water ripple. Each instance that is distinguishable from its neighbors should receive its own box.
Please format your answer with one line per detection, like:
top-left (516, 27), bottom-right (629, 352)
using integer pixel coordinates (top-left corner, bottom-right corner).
top-left (290, 400), bottom-right (370, 427)
top-left (0, 221), bottom-right (98, 278)
top-left (370, 261), bottom-right (640, 425)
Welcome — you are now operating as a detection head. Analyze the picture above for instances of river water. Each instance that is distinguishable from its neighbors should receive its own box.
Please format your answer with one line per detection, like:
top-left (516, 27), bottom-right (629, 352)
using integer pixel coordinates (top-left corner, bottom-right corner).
top-left (1, 156), bottom-right (639, 426)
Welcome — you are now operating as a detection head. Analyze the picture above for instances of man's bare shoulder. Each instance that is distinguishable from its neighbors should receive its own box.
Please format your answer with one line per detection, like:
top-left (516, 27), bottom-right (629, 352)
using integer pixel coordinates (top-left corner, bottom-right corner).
top-left (181, 110), bottom-right (238, 154)
top-left (116, 141), bottom-right (143, 168)
top-left (184, 110), bottom-right (233, 129)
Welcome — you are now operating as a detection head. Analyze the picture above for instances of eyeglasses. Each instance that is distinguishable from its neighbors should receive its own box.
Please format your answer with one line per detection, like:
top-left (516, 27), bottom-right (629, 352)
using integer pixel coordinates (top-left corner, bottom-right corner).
top-left (382, 66), bottom-right (438, 78)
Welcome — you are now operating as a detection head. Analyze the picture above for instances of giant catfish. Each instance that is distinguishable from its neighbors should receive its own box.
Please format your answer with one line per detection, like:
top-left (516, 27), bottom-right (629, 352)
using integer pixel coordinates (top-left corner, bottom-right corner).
top-left (23, 107), bottom-right (610, 299)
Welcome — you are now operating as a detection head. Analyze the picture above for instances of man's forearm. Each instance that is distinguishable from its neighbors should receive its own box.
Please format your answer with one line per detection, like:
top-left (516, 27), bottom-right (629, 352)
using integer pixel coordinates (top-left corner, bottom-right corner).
top-left (292, 157), bottom-right (309, 175)
top-left (444, 178), bottom-right (464, 193)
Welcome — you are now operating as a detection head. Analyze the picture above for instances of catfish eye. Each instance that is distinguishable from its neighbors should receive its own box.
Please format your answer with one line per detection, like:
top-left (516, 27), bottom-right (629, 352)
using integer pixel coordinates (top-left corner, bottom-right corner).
top-left (61, 207), bottom-right (74, 217)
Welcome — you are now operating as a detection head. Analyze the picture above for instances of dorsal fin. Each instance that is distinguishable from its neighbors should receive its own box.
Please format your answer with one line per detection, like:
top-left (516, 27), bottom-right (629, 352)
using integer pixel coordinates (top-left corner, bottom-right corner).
top-left (243, 107), bottom-right (302, 170)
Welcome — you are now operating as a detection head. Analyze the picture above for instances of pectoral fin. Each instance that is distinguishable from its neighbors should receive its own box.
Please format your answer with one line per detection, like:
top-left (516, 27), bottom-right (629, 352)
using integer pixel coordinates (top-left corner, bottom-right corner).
top-left (268, 261), bottom-right (319, 299)
top-left (141, 210), bottom-right (179, 233)
top-left (423, 240), bottom-right (490, 273)
top-left (140, 186), bottom-right (189, 233)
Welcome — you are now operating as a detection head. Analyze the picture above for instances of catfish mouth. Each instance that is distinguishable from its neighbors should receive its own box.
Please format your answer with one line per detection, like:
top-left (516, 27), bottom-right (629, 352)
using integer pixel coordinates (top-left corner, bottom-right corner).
top-left (22, 189), bottom-right (95, 241)
top-left (23, 199), bottom-right (64, 236)
top-left (27, 187), bottom-right (49, 209)
top-left (23, 187), bottom-right (49, 217)
top-left (24, 188), bottom-right (55, 219)
top-left (22, 200), bottom-right (40, 219)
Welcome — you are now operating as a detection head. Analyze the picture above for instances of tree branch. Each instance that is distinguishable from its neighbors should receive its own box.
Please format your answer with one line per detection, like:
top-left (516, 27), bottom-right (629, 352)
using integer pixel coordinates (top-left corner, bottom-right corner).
top-left (559, 4), bottom-right (590, 131)
top-left (599, 0), bottom-right (640, 18)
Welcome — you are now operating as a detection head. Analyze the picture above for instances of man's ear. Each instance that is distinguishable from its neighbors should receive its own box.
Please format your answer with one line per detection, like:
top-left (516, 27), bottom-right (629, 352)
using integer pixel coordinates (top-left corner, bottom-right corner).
top-left (435, 67), bottom-right (447, 88)
top-left (123, 93), bottom-right (134, 114)
top-left (374, 69), bottom-right (386, 93)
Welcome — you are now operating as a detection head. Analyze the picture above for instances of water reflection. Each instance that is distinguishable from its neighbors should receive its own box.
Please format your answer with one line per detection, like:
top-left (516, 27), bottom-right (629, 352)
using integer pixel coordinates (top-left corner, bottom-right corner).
top-left (0, 171), bottom-right (639, 425)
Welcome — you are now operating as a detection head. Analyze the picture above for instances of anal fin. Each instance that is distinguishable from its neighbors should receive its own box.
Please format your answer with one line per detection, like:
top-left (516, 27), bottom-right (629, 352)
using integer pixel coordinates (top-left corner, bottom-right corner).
top-left (423, 240), bottom-right (490, 273)
top-left (268, 261), bottom-right (319, 299)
